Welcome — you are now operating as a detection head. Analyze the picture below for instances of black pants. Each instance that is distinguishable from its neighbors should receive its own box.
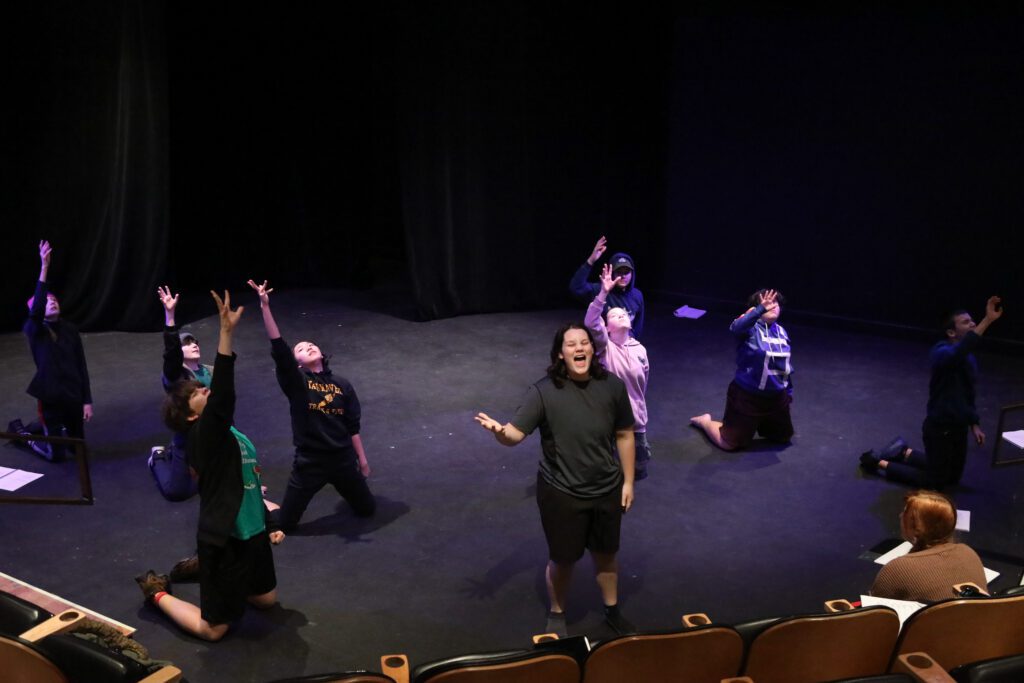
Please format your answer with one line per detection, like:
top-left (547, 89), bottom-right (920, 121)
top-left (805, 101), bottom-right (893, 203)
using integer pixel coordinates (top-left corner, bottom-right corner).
top-left (884, 419), bottom-right (968, 490)
top-left (37, 401), bottom-right (84, 462)
top-left (277, 451), bottom-right (376, 531)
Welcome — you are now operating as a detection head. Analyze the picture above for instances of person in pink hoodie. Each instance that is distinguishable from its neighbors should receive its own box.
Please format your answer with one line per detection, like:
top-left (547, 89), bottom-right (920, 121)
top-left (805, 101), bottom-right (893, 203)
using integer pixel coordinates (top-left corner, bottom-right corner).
top-left (586, 263), bottom-right (651, 479)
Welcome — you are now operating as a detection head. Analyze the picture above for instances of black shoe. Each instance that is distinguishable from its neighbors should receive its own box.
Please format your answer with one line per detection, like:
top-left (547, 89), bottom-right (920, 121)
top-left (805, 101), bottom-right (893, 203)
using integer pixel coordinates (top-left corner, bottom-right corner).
top-left (879, 436), bottom-right (908, 461)
top-left (635, 464), bottom-right (648, 481)
top-left (604, 605), bottom-right (636, 636)
top-left (7, 419), bottom-right (25, 434)
top-left (544, 611), bottom-right (568, 638)
top-left (134, 570), bottom-right (171, 604)
top-left (169, 554), bottom-right (200, 583)
top-left (859, 451), bottom-right (880, 473)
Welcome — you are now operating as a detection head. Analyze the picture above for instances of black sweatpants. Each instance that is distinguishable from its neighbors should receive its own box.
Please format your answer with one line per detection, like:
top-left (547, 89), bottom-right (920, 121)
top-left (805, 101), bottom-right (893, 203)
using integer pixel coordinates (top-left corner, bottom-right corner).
top-left (277, 449), bottom-right (376, 531)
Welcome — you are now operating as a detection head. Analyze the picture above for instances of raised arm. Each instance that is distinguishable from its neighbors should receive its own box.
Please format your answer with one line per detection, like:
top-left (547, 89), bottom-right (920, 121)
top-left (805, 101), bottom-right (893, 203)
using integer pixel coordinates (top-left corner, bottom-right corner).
top-left (38, 240), bottom-right (51, 284)
top-left (729, 290), bottom-right (776, 336)
top-left (569, 235), bottom-right (607, 300)
top-left (474, 412), bottom-right (526, 447)
top-left (157, 285), bottom-right (179, 327)
top-left (585, 264), bottom-right (620, 349)
top-left (972, 296), bottom-right (1003, 338)
top-left (247, 279), bottom-right (281, 340)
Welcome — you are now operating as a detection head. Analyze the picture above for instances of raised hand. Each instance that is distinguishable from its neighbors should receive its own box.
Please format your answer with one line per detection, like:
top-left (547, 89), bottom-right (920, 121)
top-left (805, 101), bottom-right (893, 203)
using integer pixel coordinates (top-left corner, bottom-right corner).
top-left (587, 235), bottom-right (608, 266)
top-left (759, 289), bottom-right (779, 312)
top-left (985, 296), bottom-right (1003, 321)
top-left (157, 285), bottom-right (179, 313)
top-left (211, 290), bottom-right (244, 333)
top-left (246, 279), bottom-right (274, 306)
top-left (599, 263), bottom-right (622, 294)
top-left (39, 240), bottom-right (52, 267)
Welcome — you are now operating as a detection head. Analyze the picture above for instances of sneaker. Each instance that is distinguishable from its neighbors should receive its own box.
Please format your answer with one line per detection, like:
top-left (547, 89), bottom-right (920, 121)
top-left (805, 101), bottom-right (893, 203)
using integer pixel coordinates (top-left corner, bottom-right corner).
top-left (134, 570), bottom-right (171, 604)
top-left (147, 446), bottom-right (166, 470)
top-left (879, 436), bottom-right (908, 461)
top-left (635, 464), bottom-right (649, 481)
top-left (169, 554), bottom-right (200, 583)
top-left (859, 451), bottom-right (880, 473)
top-left (604, 606), bottom-right (636, 636)
top-left (7, 418), bottom-right (25, 434)
top-left (29, 439), bottom-right (55, 462)
top-left (544, 611), bottom-right (568, 638)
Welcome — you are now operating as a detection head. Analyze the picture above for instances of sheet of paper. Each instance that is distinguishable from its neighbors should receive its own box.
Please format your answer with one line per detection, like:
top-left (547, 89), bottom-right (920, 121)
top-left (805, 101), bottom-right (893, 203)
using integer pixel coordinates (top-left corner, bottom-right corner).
top-left (874, 541), bottom-right (913, 565)
top-left (1001, 430), bottom-right (1024, 449)
top-left (984, 567), bottom-right (1000, 583)
top-left (0, 466), bottom-right (15, 477)
top-left (673, 305), bottom-right (706, 319)
top-left (956, 509), bottom-right (970, 532)
top-left (860, 594), bottom-right (925, 629)
top-left (0, 469), bottom-right (44, 492)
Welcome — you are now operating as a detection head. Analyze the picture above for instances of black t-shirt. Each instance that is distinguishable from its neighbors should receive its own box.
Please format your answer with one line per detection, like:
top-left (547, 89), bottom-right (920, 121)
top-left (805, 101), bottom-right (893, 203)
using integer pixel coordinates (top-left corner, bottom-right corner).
top-left (511, 374), bottom-right (634, 498)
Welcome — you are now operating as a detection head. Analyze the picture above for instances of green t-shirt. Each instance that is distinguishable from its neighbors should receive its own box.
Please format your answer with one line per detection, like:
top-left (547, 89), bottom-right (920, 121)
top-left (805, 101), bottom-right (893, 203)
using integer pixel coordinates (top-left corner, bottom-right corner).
top-left (231, 427), bottom-right (266, 540)
top-left (193, 364), bottom-right (213, 388)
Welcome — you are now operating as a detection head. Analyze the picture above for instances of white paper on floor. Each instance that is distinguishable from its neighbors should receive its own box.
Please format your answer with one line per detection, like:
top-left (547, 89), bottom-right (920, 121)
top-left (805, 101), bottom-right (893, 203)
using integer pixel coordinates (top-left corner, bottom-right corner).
top-left (0, 468), bottom-right (44, 491)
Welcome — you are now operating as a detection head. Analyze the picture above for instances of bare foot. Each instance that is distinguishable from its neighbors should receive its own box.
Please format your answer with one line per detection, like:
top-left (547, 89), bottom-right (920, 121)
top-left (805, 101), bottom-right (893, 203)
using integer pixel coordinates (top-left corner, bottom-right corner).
top-left (690, 413), bottom-right (711, 427)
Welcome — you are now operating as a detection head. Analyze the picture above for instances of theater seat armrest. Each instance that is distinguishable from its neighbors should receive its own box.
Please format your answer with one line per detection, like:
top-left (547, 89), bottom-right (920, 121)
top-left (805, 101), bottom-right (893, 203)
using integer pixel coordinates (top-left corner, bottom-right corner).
top-left (682, 612), bottom-right (712, 627)
top-left (381, 653), bottom-right (409, 683)
top-left (19, 609), bottom-right (88, 642)
top-left (894, 652), bottom-right (956, 682)
top-left (824, 599), bottom-right (856, 612)
top-left (139, 665), bottom-right (183, 683)
top-left (532, 633), bottom-right (560, 644)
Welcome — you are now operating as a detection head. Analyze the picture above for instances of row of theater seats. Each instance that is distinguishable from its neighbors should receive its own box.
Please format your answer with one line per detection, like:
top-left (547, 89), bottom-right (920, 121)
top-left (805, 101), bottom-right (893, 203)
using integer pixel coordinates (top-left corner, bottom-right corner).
top-left (0, 590), bottom-right (182, 683)
top-left (267, 588), bottom-right (1024, 683)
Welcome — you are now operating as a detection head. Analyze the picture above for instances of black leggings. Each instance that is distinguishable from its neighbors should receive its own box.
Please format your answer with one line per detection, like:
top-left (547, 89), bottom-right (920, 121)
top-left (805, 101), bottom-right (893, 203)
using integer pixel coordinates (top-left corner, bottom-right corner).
top-left (277, 452), bottom-right (376, 531)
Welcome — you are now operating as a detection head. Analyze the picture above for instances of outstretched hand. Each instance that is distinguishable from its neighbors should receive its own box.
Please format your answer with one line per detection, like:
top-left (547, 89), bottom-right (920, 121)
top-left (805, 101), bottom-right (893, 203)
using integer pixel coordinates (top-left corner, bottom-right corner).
top-left (474, 412), bottom-right (503, 433)
top-left (985, 296), bottom-right (1003, 321)
top-left (211, 290), bottom-right (243, 332)
top-left (758, 289), bottom-right (779, 313)
top-left (157, 285), bottom-right (179, 312)
top-left (587, 235), bottom-right (608, 266)
top-left (247, 279), bottom-right (274, 306)
top-left (39, 240), bottom-right (52, 269)
top-left (599, 263), bottom-right (622, 294)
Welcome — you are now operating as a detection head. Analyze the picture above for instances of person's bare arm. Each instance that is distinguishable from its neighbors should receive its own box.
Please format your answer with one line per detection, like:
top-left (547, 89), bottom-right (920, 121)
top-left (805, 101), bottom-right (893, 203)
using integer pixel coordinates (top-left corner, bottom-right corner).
top-left (474, 412), bottom-right (526, 446)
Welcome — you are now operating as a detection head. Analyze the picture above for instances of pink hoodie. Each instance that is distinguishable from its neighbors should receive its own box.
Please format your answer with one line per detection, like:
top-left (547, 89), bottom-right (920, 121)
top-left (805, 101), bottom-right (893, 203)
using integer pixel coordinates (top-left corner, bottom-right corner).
top-left (585, 299), bottom-right (650, 431)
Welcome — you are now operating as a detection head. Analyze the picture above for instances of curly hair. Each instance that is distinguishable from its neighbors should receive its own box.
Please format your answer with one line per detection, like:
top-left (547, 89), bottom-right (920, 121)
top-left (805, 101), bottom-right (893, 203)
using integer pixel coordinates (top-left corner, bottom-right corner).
top-left (162, 379), bottom-right (203, 433)
top-left (545, 322), bottom-right (607, 388)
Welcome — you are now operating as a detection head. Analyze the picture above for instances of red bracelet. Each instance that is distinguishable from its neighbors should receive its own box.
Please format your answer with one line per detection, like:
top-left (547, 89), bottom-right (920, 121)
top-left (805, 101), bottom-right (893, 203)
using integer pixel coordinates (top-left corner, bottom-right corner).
top-left (153, 591), bottom-right (169, 604)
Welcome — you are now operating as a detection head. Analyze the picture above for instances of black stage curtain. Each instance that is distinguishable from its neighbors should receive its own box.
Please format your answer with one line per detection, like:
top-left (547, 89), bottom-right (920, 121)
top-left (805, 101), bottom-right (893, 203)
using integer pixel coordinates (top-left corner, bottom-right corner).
top-left (663, 6), bottom-right (1023, 341)
top-left (2, 0), bottom-right (168, 333)
top-left (390, 4), bottom-right (672, 320)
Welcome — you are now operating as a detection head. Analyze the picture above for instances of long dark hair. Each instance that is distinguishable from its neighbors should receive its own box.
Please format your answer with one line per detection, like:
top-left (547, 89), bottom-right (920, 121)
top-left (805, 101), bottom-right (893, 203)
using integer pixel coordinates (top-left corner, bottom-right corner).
top-left (546, 322), bottom-right (607, 388)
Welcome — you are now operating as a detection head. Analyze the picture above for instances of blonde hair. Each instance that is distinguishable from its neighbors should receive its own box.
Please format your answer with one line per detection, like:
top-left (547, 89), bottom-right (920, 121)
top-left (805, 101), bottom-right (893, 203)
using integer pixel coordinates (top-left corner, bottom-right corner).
top-left (902, 490), bottom-right (956, 550)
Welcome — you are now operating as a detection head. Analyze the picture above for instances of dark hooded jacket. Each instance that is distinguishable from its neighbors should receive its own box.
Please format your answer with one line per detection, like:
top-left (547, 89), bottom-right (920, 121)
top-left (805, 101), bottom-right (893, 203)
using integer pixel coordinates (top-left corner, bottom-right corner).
top-left (569, 252), bottom-right (645, 338)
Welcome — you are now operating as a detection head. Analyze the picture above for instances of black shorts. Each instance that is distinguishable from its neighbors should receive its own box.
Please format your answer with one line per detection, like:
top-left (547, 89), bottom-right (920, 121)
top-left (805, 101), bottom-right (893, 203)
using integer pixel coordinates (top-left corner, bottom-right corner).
top-left (536, 473), bottom-right (623, 564)
top-left (719, 381), bottom-right (793, 450)
top-left (198, 531), bottom-right (277, 625)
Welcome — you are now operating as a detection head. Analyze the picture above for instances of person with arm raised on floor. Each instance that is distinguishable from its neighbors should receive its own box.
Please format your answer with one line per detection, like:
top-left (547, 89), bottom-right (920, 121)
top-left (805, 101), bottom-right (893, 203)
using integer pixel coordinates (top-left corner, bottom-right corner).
top-left (247, 279), bottom-right (375, 533)
top-left (690, 288), bottom-right (794, 451)
top-left (585, 262), bottom-right (651, 479)
top-left (860, 296), bottom-right (1004, 489)
top-left (22, 240), bottom-right (93, 462)
top-left (475, 322), bottom-right (637, 638)
top-left (137, 290), bottom-right (284, 642)
top-left (568, 235), bottom-right (645, 339)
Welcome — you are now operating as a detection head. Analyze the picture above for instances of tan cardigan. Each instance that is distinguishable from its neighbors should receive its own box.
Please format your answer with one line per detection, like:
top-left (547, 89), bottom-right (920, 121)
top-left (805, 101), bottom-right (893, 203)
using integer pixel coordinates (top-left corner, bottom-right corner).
top-left (870, 542), bottom-right (988, 603)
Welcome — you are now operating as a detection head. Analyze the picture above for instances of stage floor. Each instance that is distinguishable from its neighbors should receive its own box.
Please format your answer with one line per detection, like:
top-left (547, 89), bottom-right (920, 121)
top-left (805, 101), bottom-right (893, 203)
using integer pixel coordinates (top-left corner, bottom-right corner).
top-left (2, 289), bottom-right (1023, 682)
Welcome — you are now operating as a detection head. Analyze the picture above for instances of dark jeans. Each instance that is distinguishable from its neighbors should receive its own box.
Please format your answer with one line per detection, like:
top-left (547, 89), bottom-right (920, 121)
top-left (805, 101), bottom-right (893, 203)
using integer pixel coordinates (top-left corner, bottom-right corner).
top-left (149, 433), bottom-right (199, 502)
top-left (884, 419), bottom-right (968, 490)
top-left (277, 451), bottom-right (376, 531)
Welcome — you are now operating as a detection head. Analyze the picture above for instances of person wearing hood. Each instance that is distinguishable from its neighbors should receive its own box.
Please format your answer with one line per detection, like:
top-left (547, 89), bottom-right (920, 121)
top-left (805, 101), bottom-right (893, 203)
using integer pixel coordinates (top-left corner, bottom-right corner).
top-left (569, 235), bottom-right (645, 339)
top-left (248, 280), bottom-right (376, 532)
top-left (585, 263), bottom-right (652, 479)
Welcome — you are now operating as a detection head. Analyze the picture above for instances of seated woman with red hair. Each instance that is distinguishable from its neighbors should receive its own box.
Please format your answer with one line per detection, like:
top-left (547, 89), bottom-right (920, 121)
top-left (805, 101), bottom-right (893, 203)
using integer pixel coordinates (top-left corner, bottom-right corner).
top-left (871, 490), bottom-right (988, 603)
